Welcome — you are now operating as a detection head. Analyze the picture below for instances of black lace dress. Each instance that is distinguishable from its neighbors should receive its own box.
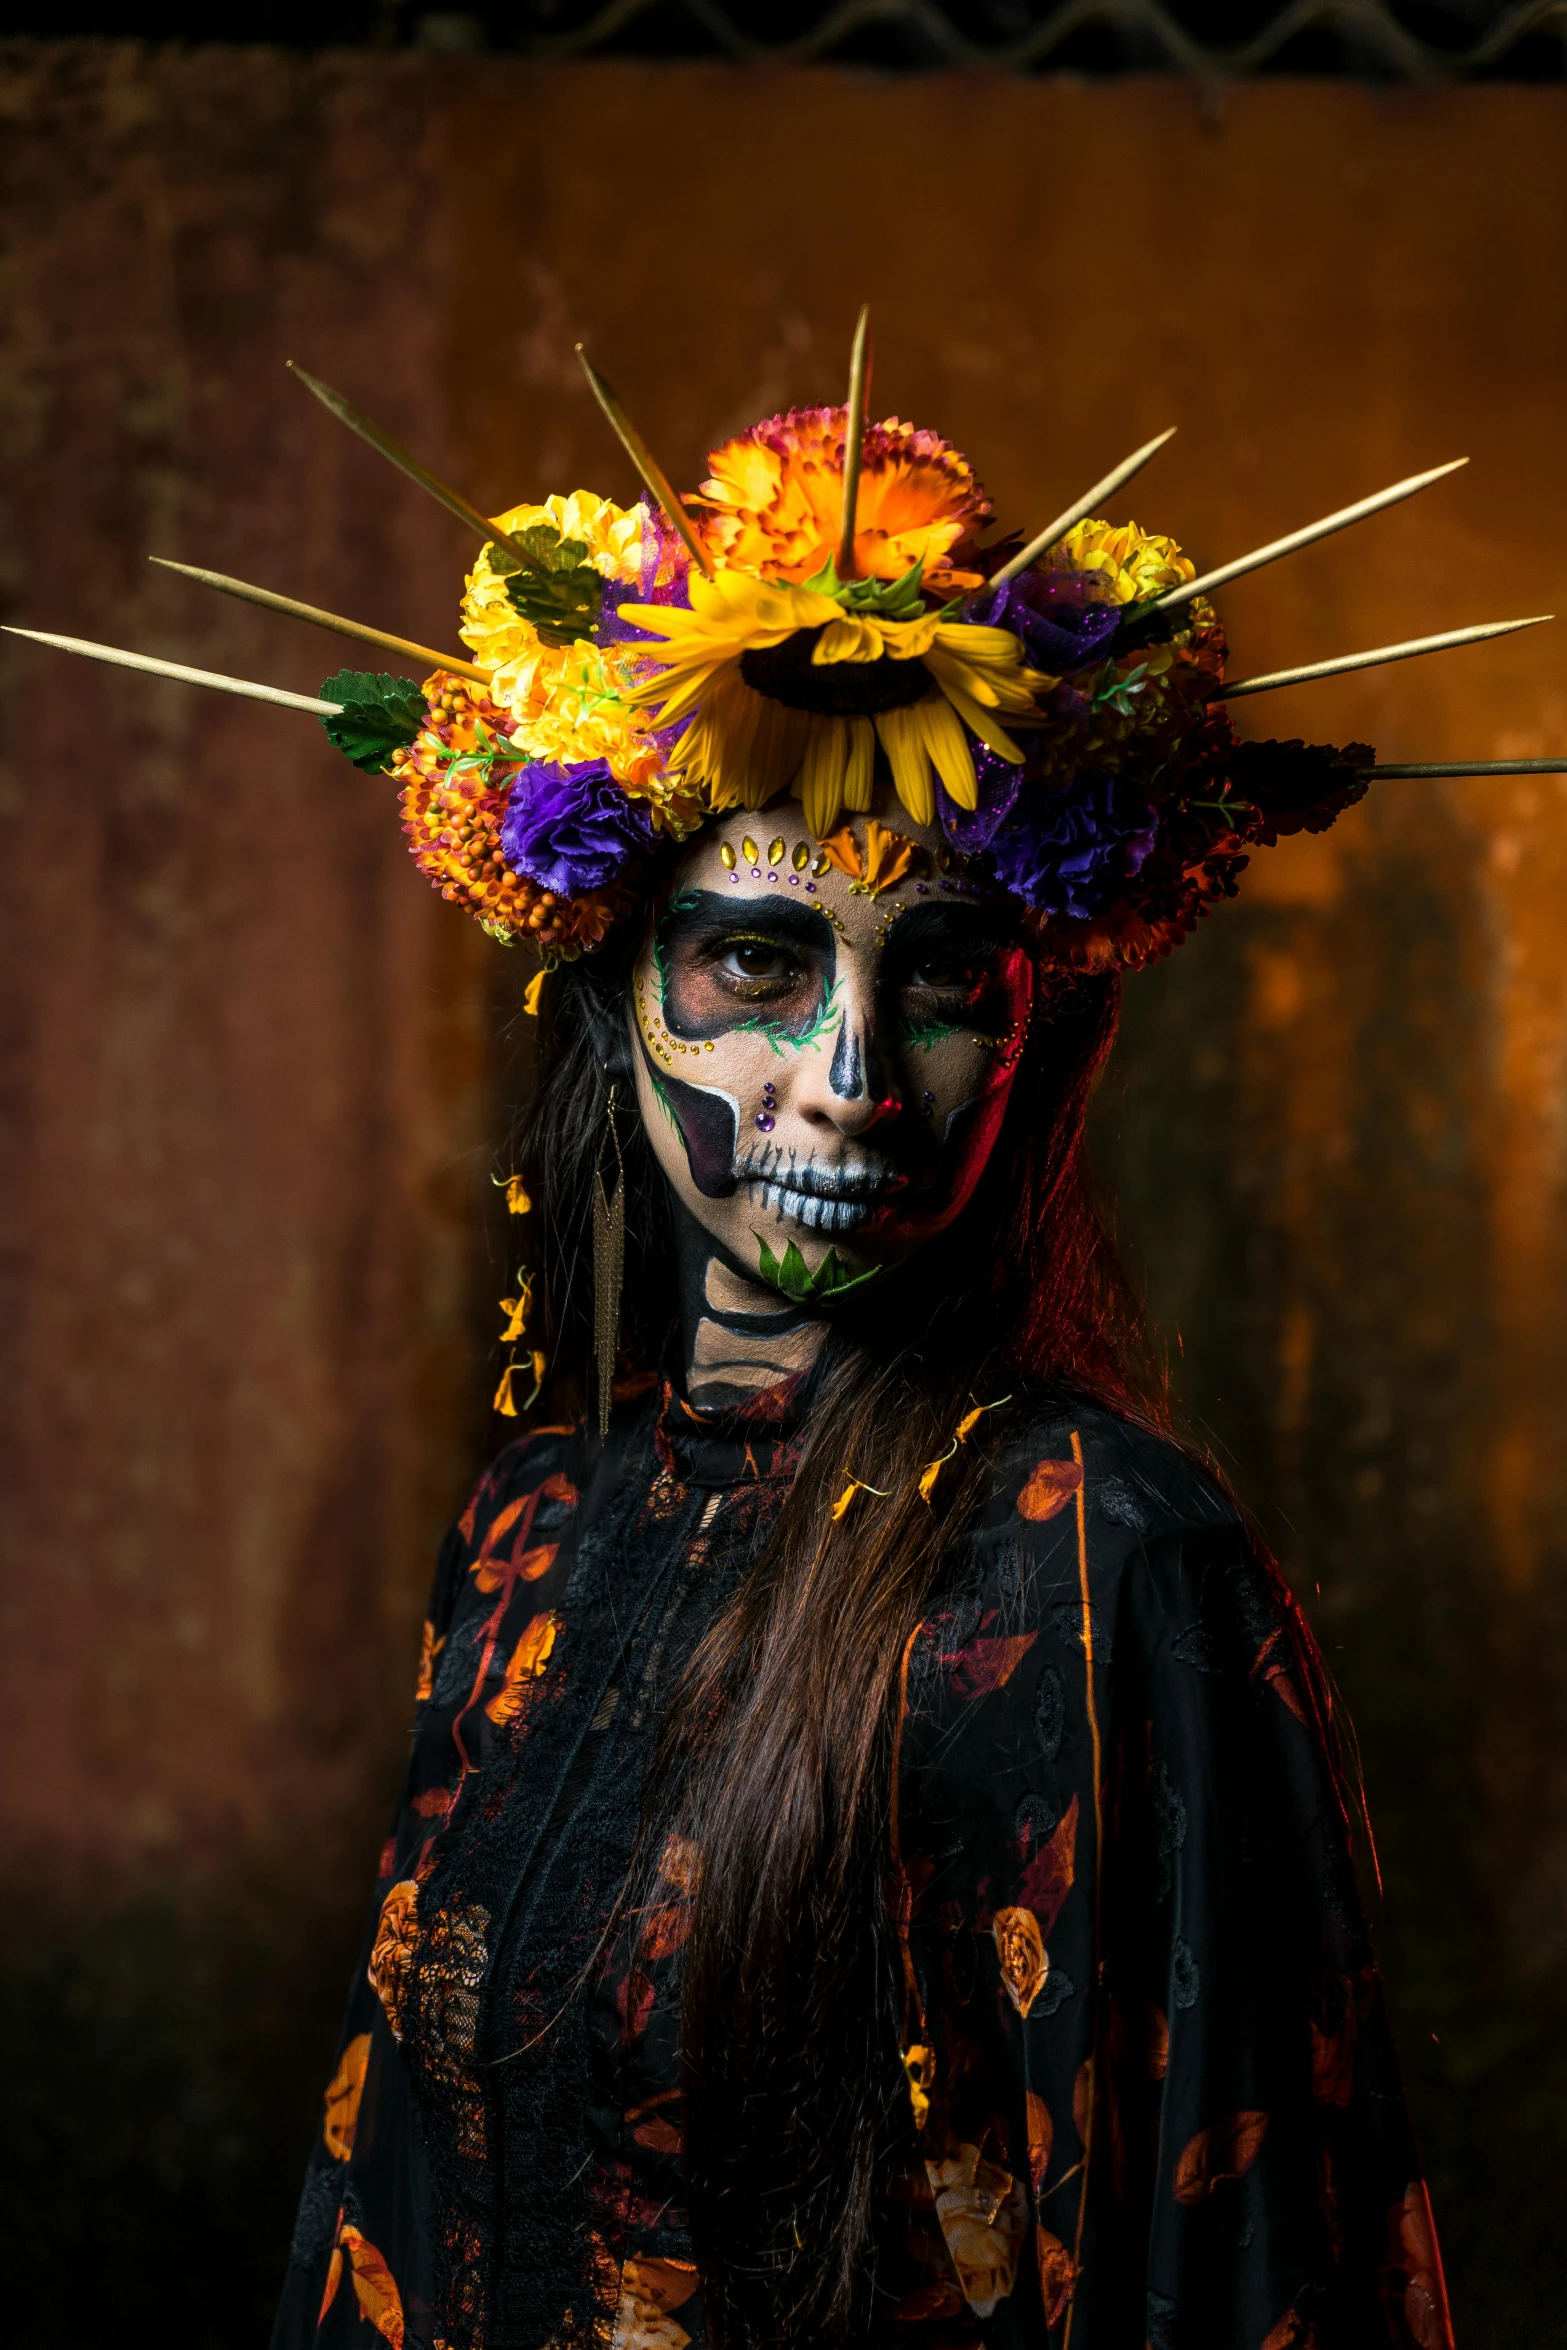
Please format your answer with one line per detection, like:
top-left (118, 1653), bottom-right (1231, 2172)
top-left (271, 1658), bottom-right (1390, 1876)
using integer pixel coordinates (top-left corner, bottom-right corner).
top-left (272, 1380), bottom-right (1452, 2350)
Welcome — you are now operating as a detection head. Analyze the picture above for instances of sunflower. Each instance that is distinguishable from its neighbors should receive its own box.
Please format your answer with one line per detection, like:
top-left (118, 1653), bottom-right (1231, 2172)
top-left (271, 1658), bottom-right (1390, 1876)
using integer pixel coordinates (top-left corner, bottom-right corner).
top-left (693, 406), bottom-right (992, 594)
top-left (620, 569), bottom-right (1044, 835)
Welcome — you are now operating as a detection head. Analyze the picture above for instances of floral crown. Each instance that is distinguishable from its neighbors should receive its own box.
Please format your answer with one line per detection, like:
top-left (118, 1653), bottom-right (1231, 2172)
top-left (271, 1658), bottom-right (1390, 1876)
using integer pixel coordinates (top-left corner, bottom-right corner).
top-left (9, 317), bottom-right (1558, 980)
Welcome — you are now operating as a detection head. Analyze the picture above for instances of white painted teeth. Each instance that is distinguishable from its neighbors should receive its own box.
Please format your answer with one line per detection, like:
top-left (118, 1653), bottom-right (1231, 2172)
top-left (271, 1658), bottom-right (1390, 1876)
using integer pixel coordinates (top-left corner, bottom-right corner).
top-left (743, 1177), bottom-right (872, 1232)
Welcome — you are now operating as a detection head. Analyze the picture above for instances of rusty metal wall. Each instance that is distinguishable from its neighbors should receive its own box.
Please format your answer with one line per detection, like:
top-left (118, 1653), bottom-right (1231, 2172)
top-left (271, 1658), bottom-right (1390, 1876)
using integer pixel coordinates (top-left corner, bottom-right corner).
top-left (2, 43), bottom-right (1565, 2341)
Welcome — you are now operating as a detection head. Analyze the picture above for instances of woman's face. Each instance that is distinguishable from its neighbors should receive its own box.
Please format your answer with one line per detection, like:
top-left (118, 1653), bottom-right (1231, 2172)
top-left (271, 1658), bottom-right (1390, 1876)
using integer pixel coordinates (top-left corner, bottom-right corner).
top-left (627, 804), bottom-right (1034, 1294)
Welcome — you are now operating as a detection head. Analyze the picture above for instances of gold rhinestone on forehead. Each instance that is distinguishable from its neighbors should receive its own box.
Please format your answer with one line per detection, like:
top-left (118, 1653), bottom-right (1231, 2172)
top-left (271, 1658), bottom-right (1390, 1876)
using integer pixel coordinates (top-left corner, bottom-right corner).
top-left (791, 841), bottom-right (810, 871)
top-left (741, 836), bottom-right (759, 866)
top-left (719, 841), bottom-right (737, 870)
top-left (767, 837), bottom-right (786, 865)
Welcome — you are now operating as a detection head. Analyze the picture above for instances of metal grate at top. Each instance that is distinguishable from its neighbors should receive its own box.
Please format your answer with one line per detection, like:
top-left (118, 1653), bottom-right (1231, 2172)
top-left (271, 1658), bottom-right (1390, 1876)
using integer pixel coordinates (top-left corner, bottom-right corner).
top-left (9, 0), bottom-right (1567, 77)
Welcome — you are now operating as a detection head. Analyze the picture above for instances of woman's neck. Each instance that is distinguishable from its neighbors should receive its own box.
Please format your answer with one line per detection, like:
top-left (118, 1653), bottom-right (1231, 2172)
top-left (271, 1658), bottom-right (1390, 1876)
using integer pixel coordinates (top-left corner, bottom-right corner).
top-left (672, 1201), bottom-right (826, 1407)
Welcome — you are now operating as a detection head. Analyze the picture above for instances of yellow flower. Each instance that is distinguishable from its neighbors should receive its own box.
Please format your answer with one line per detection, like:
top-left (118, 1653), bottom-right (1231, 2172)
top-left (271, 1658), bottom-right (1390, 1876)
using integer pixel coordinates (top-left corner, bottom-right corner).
top-left (621, 570), bottom-right (1042, 836)
top-left (460, 490), bottom-right (646, 674)
top-left (458, 493), bottom-right (699, 834)
top-left (1050, 515), bottom-right (1195, 607)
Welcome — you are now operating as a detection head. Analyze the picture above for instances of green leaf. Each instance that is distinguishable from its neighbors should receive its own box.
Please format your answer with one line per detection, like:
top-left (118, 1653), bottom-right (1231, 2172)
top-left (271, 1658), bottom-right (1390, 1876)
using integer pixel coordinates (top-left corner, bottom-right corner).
top-left (802, 552), bottom-right (929, 622)
top-left (318, 670), bottom-right (428, 773)
top-left (754, 1232), bottom-right (881, 1305)
top-left (491, 523), bottom-right (604, 648)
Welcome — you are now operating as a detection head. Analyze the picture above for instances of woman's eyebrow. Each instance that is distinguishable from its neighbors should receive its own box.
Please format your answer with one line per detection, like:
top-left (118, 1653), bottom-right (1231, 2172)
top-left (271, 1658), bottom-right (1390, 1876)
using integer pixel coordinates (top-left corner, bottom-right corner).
top-left (655, 891), bottom-right (833, 953)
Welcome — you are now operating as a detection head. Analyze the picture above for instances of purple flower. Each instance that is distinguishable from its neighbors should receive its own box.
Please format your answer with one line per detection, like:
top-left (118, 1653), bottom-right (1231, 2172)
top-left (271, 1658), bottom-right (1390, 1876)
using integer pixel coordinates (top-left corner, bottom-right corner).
top-left (937, 741), bottom-right (1024, 852)
top-left (977, 577), bottom-right (1122, 674)
top-left (500, 759), bottom-right (654, 896)
top-left (987, 773), bottom-right (1160, 921)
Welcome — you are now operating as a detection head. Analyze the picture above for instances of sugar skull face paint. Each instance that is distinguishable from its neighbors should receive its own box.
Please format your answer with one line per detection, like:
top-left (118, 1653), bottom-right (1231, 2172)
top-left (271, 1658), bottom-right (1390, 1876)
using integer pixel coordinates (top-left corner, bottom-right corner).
top-left (627, 806), bottom-right (1034, 1297)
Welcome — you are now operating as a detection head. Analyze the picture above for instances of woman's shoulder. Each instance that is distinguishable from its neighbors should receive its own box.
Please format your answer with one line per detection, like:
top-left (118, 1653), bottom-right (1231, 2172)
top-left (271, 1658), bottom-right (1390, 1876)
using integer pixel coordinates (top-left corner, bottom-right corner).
top-left (905, 1393), bottom-right (1304, 1750)
top-left (911, 1393), bottom-right (1279, 1693)
top-left (981, 1390), bottom-right (1242, 1553)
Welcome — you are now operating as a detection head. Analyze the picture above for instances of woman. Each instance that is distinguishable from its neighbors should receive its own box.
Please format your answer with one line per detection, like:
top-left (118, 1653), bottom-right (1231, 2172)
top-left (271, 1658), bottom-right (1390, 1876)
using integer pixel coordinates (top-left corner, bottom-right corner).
top-left (14, 354), bottom-right (1462, 2349)
top-left (272, 813), bottom-right (1447, 2350)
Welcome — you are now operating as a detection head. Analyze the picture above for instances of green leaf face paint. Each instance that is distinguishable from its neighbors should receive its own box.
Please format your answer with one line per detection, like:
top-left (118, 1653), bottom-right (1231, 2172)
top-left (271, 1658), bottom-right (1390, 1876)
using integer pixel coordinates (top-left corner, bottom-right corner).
top-left (753, 1235), bottom-right (882, 1305)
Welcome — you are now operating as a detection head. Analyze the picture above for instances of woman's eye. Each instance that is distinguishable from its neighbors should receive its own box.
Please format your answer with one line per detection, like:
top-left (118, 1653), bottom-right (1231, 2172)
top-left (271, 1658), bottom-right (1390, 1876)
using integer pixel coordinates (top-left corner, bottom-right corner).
top-left (716, 939), bottom-right (801, 985)
top-left (908, 957), bottom-right (984, 993)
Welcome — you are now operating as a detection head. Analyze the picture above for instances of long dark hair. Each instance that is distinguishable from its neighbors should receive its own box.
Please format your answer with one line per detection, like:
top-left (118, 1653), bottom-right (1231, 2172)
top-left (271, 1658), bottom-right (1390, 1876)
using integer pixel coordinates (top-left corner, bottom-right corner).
top-left (514, 890), bottom-right (1333, 2347)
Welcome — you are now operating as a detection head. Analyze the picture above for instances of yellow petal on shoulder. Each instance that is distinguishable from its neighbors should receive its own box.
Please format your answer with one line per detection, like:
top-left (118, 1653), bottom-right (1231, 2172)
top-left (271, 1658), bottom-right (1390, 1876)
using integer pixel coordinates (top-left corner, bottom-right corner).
top-left (522, 970), bottom-right (548, 1019)
top-left (918, 1448), bottom-right (954, 1505)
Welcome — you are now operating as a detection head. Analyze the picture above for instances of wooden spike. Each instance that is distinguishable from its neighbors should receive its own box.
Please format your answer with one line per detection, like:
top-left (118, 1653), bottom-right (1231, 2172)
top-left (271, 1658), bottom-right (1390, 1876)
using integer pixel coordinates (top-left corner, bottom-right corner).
top-left (287, 362), bottom-right (545, 575)
top-left (3, 625), bottom-right (339, 714)
top-left (986, 426), bottom-right (1177, 594)
top-left (150, 557), bottom-right (488, 683)
top-left (1360, 758), bottom-right (1567, 778)
top-left (1218, 615), bottom-right (1553, 701)
top-left (1155, 457), bottom-right (1469, 614)
top-left (837, 305), bottom-right (872, 581)
top-left (575, 345), bottom-right (714, 580)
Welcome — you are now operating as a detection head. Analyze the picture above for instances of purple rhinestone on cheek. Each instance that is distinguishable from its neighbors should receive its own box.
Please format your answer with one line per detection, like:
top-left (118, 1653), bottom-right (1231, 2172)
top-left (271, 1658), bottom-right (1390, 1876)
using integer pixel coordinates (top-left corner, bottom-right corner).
top-left (754, 1112), bottom-right (775, 1131)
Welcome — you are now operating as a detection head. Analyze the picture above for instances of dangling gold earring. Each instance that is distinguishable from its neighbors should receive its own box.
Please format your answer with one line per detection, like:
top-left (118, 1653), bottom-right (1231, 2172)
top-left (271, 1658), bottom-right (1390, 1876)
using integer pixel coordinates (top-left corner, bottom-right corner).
top-left (591, 1079), bottom-right (625, 1439)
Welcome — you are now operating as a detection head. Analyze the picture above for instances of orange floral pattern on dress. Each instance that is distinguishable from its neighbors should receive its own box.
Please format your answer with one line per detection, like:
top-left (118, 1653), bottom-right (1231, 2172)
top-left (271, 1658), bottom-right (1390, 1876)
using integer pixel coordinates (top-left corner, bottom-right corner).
top-left (993, 1907), bottom-right (1049, 2018)
top-left (321, 2220), bottom-right (406, 2347)
top-left (1173, 2111), bottom-right (1271, 2204)
top-left (926, 2143), bottom-right (1029, 2319)
top-left (322, 2032), bottom-right (371, 2162)
top-left (368, 1881), bottom-right (420, 2042)
top-left (1017, 1455), bottom-right (1083, 1521)
top-left (485, 1609), bottom-right (559, 1726)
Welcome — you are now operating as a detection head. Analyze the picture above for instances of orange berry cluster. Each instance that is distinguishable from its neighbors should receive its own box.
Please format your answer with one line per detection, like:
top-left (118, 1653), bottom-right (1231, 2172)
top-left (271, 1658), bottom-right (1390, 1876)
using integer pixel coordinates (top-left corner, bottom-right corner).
top-left (393, 672), bottom-right (625, 957)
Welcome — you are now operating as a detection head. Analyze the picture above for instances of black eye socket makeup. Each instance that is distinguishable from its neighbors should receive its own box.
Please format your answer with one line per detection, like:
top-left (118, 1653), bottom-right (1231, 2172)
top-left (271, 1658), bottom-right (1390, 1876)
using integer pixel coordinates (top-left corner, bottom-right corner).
top-left (655, 890), bottom-right (836, 1042)
top-left (879, 905), bottom-right (1021, 1017)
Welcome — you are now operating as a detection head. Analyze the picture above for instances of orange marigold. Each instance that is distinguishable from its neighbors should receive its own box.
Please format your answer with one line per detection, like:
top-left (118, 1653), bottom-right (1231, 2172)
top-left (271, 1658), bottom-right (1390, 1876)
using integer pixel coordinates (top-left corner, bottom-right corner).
top-left (392, 671), bottom-right (629, 958)
top-left (691, 405), bottom-right (992, 592)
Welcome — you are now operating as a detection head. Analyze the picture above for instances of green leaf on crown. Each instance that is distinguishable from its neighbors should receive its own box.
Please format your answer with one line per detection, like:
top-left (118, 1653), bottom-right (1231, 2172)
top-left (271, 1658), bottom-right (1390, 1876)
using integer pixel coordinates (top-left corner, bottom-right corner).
top-left (491, 523), bottom-right (604, 648)
top-left (802, 552), bottom-right (930, 624)
top-left (318, 670), bottom-right (428, 773)
top-left (753, 1232), bottom-right (882, 1305)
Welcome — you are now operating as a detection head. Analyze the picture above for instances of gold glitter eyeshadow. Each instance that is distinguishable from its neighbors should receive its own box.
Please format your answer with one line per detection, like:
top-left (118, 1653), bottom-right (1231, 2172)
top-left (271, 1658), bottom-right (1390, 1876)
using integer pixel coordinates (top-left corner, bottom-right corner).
top-left (719, 842), bottom-right (737, 869)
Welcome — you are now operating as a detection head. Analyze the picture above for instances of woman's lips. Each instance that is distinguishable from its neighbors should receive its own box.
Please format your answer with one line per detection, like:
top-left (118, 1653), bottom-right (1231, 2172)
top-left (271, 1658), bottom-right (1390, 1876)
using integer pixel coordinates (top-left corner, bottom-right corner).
top-left (737, 1149), bottom-right (908, 1235)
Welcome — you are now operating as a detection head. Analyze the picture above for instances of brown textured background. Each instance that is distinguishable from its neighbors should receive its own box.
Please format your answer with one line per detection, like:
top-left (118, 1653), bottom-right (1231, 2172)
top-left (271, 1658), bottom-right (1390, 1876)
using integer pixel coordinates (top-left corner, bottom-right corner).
top-left (3, 42), bottom-right (1565, 2344)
